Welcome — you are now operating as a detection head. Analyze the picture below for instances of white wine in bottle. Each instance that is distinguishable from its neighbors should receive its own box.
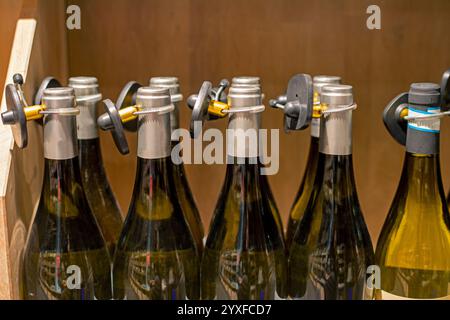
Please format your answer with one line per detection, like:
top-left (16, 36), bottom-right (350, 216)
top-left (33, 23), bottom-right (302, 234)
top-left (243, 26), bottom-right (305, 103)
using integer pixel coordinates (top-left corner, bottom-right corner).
top-left (149, 77), bottom-right (204, 254)
top-left (69, 77), bottom-right (123, 257)
top-left (16, 87), bottom-right (112, 300)
top-left (288, 85), bottom-right (374, 300)
top-left (102, 87), bottom-right (199, 300)
top-left (286, 75), bottom-right (341, 248)
top-left (200, 85), bottom-right (287, 300)
top-left (376, 81), bottom-right (450, 300)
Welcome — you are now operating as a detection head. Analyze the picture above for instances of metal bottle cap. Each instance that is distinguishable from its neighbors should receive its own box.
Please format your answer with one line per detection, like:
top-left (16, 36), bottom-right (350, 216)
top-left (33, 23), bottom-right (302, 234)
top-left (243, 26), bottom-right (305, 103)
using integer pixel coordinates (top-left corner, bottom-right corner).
top-left (228, 86), bottom-right (262, 108)
top-left (321, 85), bottom-right (353, 106)
top-left (136, 87), bottom-right (172, 159)
top-left (69, 76), bottom-right (99, 93)
top-left (69, 76), bottom-right (100, 139)
top-left (313, 75), bottom-right (342, 94)
top-left (42, 87), bottom-right (77, 108)
top-left (231, 76), bottom-right (261, 87)
top-left (227, 85), bottom-right (262, 159)
top-left (136, 87), bottom-right (172, 108)
top-left (319, 85), bottom-right (354, 156)
top-left (149, 77), bottom-right (180, 95)
top-left (409, 83), bottom-right (441, 105)
top-left (42, 87), bottom-right (78, 160)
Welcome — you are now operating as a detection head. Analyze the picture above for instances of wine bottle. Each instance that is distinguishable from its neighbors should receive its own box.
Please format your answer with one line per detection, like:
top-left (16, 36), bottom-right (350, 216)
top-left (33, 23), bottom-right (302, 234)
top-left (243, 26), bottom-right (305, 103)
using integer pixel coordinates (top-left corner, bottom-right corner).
top-left (108, 87), bottom-right (200, 300)
top-left (288, 85), bottom-right (374, 300)
top-left (376, 82), bottom-right (450, 299)
top-left (149, 77), bottom-right (204, 253)
top-left (69, 77), bottom-right (123, 257)
top-left (21, 87), bottom-right (112, 300)
top-left (201, 85), bottom-right (287, 300)
top-left (230, 76), bottom-right (284, 238)
top-left (286, 75), bottom-right (341, 248)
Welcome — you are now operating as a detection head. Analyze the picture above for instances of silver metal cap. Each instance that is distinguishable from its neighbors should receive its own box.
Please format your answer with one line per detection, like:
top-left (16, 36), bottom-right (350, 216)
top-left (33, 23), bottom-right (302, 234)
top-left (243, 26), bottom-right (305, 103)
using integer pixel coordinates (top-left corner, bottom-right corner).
top-left (137, 87), bottom-right (171, 108)
top-left (231, 76), bottom-right (261, 87)
top-left (321, 84), bottom-right (353, 106)
top-left (313, 75), bottom-right (342, 94)
top-left (42, 87), bottom-right (76, 109)
top-left (68, 76), bottom-right (99, 95)
top-left (149, 76), bottom-right (180, 95)
top-left (228, 86), bottom-right (261, 108)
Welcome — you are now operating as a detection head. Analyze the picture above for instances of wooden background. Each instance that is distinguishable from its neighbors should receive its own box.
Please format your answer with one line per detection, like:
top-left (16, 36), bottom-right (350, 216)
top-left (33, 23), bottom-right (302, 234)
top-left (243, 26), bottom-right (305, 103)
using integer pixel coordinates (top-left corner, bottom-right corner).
top-left (2, 0), bottom-right (450, 244)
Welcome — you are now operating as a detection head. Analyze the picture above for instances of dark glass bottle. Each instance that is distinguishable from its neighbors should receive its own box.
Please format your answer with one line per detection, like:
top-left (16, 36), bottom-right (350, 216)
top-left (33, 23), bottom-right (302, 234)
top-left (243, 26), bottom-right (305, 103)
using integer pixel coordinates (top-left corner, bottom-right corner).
top-left (22, 87), bottom-right (112, 300)
top-left (112, 87), bottom-right (199, 300)
top-left (288, 85), bottom-right (374, 300)
top-left (150, 77), bottom-right (204, 254)
top-left (70, 77), bottom-right (123, 256)
top-left (286, 76), bottom-right (341, 248)
top-left (201, 86), bottom-right (287, 300)
top-left (376, 83), bottom-right (450, 299)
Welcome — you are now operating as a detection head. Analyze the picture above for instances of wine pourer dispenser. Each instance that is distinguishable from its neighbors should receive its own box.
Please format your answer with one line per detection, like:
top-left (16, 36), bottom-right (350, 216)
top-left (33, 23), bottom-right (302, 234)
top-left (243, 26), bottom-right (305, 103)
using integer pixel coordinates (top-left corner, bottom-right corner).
top-left (0, 73), bottom-right (70, 148)
top-left (383, 69), bottom-right (450, 146)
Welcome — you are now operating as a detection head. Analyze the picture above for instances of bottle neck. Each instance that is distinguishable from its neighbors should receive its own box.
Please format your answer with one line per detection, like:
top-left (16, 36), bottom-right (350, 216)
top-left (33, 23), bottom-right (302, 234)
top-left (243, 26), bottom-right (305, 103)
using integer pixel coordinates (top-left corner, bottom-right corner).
top-left (77, 101), bottom-right (99, 140)
top-left (170, 101), bottom-right (180, 142)
top-left (400, 152), bottom-right (445, 201)
top-left (78, 138), bottom-right (106, 174)
top-left (319, 110), bottom-right (352, 156)
top-left (317, 153), bottom-right (358, 198)
top-left (41, 157), bottom-right (85, 218)
top-left (305, 136), bottom-right (320, 174)
top-left (310, 117), bottom-right (320, 138)
top-left (224, 157), bottom-right (264, 215)
top-left (132, 156), bottom-right (176, 220)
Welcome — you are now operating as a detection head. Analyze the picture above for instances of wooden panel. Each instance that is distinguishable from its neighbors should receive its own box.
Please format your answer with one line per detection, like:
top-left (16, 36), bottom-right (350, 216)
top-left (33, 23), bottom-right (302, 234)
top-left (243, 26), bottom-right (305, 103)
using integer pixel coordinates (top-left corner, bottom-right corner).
top-left (66, 0), bottom-right (450, 244)
top-left (0, 0), bottom-right (68, 299)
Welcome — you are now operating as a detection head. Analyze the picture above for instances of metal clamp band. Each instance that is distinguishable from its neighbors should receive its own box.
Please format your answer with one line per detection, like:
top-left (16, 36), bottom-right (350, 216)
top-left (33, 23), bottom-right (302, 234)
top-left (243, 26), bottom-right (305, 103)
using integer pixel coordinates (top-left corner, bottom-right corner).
top-left (322, 103), bottom-right (357, 116)
top-left (170, 93), bottom-right (183, 103)
top-left (40, 108), bottom-right (80, 116)
top-left (133, 104), bottom-right (175, 115)
top-left (222, 105), bottom-right (265, 114)
top-left (76, 93), bottom-right (103, 103)
top-left (404, 110), bottom-right (450, 121)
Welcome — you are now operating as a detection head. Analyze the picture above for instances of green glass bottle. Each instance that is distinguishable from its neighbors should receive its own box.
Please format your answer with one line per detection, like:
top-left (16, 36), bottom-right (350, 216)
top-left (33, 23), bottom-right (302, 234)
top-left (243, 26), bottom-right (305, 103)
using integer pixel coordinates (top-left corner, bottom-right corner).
top-left (376, 83), bottom-right (450, 299)
top-left (288, 85), bottom-right (374, 300)
top-left (111, 87), bottom-right (199, 300)
top-left (69, 77), bottom-right (123, 257)
top-left (201, 85), bottom-right (287, 300)
top-left (286, 75), bottom-right (341, 248)
top-left (149, 77), bottom-right (204, 254)
top-left (231, 76), bottom-right (283, 238)
top-left (22, 87), bottom-right (112, 300)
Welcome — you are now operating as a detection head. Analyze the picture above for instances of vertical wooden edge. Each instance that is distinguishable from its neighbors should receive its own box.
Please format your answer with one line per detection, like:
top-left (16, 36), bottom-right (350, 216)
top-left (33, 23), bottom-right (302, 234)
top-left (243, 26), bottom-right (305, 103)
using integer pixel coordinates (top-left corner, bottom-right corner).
top-left (0, 18), bottom-right (37, 300)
